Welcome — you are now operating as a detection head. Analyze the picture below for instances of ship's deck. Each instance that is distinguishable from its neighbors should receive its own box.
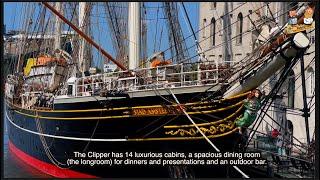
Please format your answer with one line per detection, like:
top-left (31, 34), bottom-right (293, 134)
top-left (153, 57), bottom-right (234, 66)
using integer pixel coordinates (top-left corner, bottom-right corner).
top-left (54, 83), bottom-right (222, 104)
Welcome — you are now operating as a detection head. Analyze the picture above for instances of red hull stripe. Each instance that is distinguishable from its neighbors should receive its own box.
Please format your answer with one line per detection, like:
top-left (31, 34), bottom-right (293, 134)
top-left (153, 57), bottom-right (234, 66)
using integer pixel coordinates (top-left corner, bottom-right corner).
top-left (8, 140), bottom-right (97, 178)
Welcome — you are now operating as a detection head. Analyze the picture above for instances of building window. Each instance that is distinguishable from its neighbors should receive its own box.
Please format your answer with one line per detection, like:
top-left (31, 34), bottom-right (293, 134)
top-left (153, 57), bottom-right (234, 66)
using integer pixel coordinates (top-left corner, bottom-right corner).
top-left (310, 36), bottom-right (315, 44)
top-left (287, 70), bottom-right (295, 108)
top-left (202, 18), bottom-right (207, 38)
top-left (286, 120), bottom-right (293, 152)
top-left (68, 85), bottom-right (73, 95)
top-left (236, 13), bottom-right (243, 45)
top-left (210, 18), bottom-right (216, 46)
top-left (211, 2), bottom-right (217, 10)
top-left (306, 67), bottom-right (314, 97)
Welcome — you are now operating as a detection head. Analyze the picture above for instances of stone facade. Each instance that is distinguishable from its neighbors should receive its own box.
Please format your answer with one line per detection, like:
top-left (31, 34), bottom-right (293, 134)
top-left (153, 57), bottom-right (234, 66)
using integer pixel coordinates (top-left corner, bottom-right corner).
top-left (199, 2), bottom-right (315, 153)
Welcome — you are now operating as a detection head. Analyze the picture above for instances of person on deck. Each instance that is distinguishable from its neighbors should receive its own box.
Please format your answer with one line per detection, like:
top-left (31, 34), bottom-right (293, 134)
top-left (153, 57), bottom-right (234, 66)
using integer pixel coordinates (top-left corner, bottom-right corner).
top-left (235, 89), bottom-right (262, 134)
top-left (276, 134), bottom-right (286, 156)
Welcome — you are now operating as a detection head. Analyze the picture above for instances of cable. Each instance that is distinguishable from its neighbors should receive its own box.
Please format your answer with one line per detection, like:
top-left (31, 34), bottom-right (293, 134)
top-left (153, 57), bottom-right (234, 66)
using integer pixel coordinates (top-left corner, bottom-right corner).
top-left (160, 2), bottom-right (249, 56)
top-left (188, 22), bottom-right (289, 103)
top-left (153, 4), bottom-right (160, 53)
top-left (188, 2), bottom-right (308, 103)
top-left (90, 1), bottom-right (298, 94)
top-left (167, 2), bottom-right (301, 63)
top-left (168, 88), bottom-right (250, 178)
top-left (244, 51), bottom-right (306, 151)
top-left (255, 110), bottom-right (308, 150)
top-left (180, 2), bottom-right (202, 53)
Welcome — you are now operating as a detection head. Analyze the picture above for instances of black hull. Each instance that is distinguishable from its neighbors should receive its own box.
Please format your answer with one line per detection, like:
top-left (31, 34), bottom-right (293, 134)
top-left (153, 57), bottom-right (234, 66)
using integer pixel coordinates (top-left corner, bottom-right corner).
top-left (5, 92), bottom-right (270, 178)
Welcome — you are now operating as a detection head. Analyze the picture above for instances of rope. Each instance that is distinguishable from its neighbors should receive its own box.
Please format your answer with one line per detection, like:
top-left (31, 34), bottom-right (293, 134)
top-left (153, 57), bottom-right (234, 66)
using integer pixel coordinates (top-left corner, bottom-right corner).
top-left (246, 126), bottom-right (307, 152)
top-left (34, 110), bottom-right (69, 168)
top-left (6, 111), bottom-right (127, 142)
top-left (65, 2), bottom-right (300, 103)
top-left (257, 53), bottom-right (314, 99)
top-left (244, 51), bottom-right (305, 151)
top-left (82, 96), bottom-right (107, 152)
top-left (168, 88), bottom-right (250, 178)
top-left (180, 2), bottom-right (202, 54)
top-left (248, 146), bottom-right (313, 164)
top-left (142, 116), bottom-right (179, 138)
top-left (251, 57), bottom-right (315, 148)
top-left (166, 2), bottom-right (302, 63)
top-left (186, 4), bottom-right (300, 103)
top-left (160, 2), bottom-right (249, 56)
top-left (153, 4), bottom-right (160, 53)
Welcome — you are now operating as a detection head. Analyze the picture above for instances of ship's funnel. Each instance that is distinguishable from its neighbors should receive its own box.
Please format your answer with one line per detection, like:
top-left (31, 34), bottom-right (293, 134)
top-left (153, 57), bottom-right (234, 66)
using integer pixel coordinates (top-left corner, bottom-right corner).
top-left (223, 32), bottom-right (309, 98)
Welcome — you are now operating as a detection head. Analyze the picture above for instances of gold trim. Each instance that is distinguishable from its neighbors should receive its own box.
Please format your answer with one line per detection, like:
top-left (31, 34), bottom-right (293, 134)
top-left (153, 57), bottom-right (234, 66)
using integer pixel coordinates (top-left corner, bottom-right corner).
top-left (128, 128), bottom-right (239, 141)
top-left (5, 92), bottom-right (247, 113)
top-left (13, 101), bottom-right (242, 120)
top-left (14, 110), bottom-right (131, 120)
top-left (186, 101), bottom-right (242, 115)
top-left (223, 92), bottom-right (249, 100)
top-left (164, 105), bottom-right (243, 128)
top-left (165, 121), bottom-right (235, 137)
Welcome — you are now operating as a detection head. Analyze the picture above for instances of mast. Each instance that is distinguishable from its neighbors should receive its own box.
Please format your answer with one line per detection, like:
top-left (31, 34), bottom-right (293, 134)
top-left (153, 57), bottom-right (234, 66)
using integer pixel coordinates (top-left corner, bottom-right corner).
top-left (128, 2), bottom-right (140, 70)
top-left (163, 2), bottom-right (189, 63)
top-left (42, 2), bottom-right (127, 71)
top-left (78, 2), bottom-right (92, 75)
top-left (104, 2), bottom-right (129, 67)
top-left (54, 2), bottom-right (62, 50)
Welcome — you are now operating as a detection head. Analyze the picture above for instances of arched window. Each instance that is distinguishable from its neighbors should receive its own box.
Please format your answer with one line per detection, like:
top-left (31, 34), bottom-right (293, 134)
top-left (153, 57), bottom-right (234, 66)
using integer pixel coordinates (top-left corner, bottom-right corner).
top-left (236, 13), bottom-right (243, 44)
top-left (211, 2), bottom-right (217, 10)
top-left (306, 67), bottom-right (314, 97)
top-left (286, 120), bottom-right (293, 153)
top-left (210, 18), bottom-right (216, 46)
top-left (202, 18), bottom-right (207, 38)
top-left (287, 70), bottom-right (295, 108)
top-left (248, 10), bottom-right (252, 29)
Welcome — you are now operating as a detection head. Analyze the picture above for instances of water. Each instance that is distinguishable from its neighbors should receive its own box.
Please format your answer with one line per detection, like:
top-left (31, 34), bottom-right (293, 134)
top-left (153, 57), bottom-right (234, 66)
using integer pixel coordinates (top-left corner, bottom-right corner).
top-left (3, 113), bottom-right (52, 178)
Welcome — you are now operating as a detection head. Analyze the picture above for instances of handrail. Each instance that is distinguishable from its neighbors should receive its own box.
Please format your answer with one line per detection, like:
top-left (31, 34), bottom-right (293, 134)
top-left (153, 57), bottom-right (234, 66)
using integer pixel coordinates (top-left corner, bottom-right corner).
top-left (54, 61), bottom-right (232, 97)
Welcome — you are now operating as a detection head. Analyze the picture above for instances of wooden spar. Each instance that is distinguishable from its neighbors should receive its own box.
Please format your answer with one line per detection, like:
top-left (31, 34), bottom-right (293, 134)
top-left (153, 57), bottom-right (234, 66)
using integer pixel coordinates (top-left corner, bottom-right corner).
top-left (41, 2), bottom-right (127, 71)
top-left (260, 4), bottom-right (314, 58)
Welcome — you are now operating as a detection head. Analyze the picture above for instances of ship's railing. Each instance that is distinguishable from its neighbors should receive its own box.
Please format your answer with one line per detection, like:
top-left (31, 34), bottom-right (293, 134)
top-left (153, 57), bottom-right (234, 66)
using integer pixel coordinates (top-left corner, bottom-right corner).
top-left (69, 61), bottom-right (234, 97)
top-left (20, 91), bottom-right (54, 109)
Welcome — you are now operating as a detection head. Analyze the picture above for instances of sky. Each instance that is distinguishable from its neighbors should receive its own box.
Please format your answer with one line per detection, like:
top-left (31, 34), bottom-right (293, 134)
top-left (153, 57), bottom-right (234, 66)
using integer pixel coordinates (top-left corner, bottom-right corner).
top-left (4, 2), bottom-right (199, 69)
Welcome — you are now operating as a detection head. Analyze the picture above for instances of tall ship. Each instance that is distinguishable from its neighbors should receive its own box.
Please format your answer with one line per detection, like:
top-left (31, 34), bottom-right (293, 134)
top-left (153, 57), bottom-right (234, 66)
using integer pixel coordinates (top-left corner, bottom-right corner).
top-left (4, 2), bottom-right (315, 178)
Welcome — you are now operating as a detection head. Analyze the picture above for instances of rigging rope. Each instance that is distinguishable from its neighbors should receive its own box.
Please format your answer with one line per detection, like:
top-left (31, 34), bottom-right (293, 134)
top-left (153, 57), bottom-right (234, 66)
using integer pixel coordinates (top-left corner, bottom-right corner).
top-left (35, 110), bottom-right (69, 168)
top-left (160, 2), bottom-right (249, 56)
top-left (153, 4), bottom-right (160, 53)
top-left (187, 3), bottom-right (305, 103)
top-left (259, 109), bottom-right (307, 149)
top-left (95, 1), bottom-right (301, 94)
top-left (168, 88), bottom-right (250, 178)
top-left (244, 51), bottom-right (306, 151)
top-left (180, 2), bottom-right (205, 62)
top-left (166, 2), bottom-right (302, 62)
